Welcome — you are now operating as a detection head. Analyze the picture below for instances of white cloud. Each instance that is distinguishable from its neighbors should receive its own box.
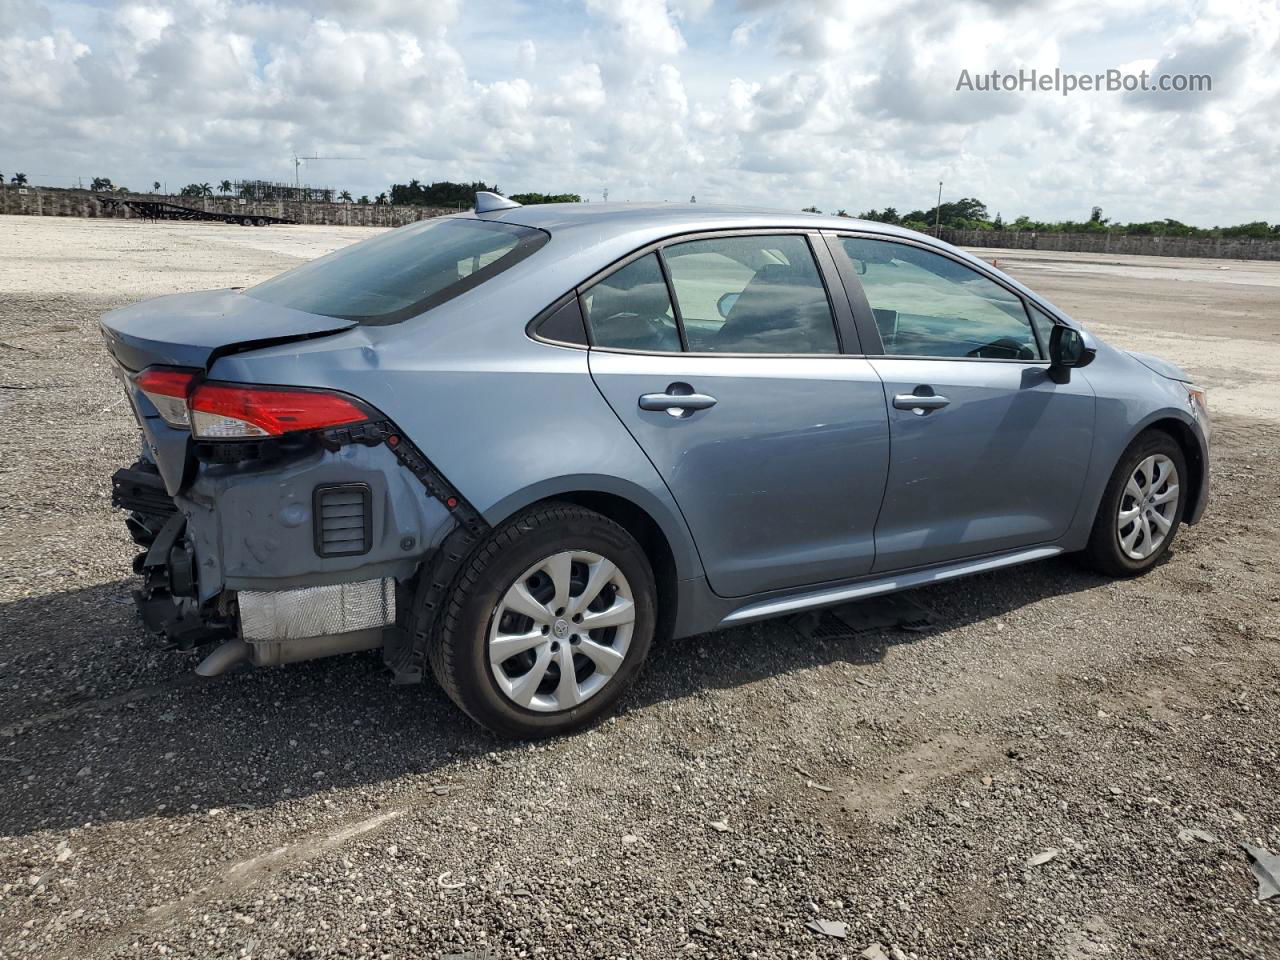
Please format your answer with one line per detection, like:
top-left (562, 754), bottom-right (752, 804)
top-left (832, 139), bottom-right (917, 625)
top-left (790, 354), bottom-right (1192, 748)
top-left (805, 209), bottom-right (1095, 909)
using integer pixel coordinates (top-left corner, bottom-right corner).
top-left (583, 0), bottom-right (685, 63)
top-left (0, 0), bottom-right (1276, 225)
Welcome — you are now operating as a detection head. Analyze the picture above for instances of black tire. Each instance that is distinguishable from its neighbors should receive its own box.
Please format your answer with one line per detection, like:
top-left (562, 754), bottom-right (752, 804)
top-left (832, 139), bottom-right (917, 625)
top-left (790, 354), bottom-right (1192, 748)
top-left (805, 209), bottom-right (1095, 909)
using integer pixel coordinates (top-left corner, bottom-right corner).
top-left (1081, 429), bottom-right (1187, 577)
top-left (428, 502), bottom-right (656, 739)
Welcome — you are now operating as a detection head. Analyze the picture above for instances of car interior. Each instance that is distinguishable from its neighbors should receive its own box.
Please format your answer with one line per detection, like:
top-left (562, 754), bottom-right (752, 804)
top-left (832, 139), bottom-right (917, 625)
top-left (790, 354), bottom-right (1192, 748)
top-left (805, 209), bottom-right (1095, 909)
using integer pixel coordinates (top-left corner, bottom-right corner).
top-left (585, 239), bottom-right (841, 354)
top-left (841, 238), bottom-right (1041, 360)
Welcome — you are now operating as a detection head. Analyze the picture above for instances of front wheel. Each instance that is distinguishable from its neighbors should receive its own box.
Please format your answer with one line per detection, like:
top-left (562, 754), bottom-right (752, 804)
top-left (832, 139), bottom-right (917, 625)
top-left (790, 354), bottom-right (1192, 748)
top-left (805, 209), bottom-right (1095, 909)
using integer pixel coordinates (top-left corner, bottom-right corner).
top-left (428, 502), bottom-right (656, 738)
top-left (1081, 430), bottom-right (1186, 577)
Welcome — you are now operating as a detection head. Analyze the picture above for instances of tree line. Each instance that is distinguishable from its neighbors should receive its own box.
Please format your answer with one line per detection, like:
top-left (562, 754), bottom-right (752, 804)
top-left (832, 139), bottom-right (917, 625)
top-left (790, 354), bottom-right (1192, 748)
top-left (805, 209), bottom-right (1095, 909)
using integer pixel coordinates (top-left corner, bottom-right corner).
top-left (78, 177), bottom-right (582, 208)
top-left (14, 173), bottom-right (1274, 236)
top-left (837, 198), bottom-right (1278, 240)
top-left (389, 179), bottom-right (581, 207)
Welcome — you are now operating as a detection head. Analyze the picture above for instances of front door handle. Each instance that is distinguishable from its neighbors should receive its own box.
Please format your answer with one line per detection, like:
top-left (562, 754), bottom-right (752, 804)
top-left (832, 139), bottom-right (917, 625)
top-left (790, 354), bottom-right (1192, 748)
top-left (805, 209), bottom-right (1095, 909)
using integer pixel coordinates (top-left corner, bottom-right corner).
top-left (639, 384), bottom-right (718, 417)
top-left (893, 392), bottom-right (951, 413)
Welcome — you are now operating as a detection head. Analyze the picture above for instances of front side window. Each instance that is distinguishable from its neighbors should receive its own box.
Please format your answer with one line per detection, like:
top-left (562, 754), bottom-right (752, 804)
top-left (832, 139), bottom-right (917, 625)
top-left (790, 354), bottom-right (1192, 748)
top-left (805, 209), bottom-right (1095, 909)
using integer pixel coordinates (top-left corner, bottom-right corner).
top-left (246, 217), bottom-right (547, 325)
top-left (582, 253), bottom-right (681, 352)
top-left (663, 235), bottom-right (839, 354)
top-left (1028, 303), bottom-right (1059, 352)
top-left (840, 237), bottom-right (1039, 360)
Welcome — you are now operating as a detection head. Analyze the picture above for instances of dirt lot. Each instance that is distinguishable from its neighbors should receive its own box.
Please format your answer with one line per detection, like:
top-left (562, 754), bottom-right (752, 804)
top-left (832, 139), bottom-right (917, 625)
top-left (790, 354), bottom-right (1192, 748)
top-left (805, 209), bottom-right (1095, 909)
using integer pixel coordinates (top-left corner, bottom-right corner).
top-left (1, 216), bottom-right (1277, 959)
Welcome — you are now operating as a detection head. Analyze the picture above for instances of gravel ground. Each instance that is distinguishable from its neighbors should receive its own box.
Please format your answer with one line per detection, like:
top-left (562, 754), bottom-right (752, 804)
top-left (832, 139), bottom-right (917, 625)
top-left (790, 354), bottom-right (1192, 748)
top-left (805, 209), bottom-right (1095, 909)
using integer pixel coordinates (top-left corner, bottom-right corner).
top-left (1, 216), bottom-right (1277, 960)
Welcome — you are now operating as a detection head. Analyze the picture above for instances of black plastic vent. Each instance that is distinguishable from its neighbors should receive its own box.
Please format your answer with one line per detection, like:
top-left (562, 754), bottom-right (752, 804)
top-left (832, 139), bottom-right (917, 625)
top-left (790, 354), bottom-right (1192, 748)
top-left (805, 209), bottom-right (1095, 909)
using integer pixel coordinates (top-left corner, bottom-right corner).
top-left (313, 483), bottom-right (372, 557)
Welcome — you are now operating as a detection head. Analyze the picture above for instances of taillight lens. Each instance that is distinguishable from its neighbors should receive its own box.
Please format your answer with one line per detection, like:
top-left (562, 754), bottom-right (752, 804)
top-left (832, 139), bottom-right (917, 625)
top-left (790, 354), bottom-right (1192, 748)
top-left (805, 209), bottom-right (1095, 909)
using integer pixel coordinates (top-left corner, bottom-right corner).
top-left (189, 383), bottom-right (371, 439)
top-left (134, 368), bottom-right (196, 428)
top-left (131, 367), bottom-right (372, 439)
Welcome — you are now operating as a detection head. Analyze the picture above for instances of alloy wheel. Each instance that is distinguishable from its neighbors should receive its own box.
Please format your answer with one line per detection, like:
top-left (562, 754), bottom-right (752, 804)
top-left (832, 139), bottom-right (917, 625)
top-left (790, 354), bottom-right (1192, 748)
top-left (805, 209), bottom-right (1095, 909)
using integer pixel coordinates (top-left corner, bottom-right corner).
top-left (1117, 454), bottom-right (1180, 560)
top-left (487, 550), bottom-right (636, 712)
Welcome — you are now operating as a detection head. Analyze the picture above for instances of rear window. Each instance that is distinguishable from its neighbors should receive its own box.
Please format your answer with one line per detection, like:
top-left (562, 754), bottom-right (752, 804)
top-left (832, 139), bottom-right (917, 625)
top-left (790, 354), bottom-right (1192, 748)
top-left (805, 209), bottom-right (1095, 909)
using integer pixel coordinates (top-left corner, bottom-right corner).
top-left (245, 218), bottom-right (548, 324)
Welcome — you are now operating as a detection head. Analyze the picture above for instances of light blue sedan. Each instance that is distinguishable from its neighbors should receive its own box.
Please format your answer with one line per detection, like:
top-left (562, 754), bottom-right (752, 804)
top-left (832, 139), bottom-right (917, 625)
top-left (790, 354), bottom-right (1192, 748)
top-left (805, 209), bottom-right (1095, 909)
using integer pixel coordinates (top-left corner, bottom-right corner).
top-left (101, 194), bottom-right (1209, 737)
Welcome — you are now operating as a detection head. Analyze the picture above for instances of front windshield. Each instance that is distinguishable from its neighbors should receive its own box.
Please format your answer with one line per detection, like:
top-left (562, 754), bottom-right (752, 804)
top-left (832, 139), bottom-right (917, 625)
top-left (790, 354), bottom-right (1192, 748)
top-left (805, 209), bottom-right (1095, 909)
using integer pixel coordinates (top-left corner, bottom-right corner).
top-left (245, 217), bottom-right (548, 325)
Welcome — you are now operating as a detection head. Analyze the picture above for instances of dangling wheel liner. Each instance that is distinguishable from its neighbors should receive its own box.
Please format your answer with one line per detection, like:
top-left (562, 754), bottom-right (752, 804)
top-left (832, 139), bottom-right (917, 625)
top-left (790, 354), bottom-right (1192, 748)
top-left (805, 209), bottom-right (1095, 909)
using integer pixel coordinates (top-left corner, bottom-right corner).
top-left (376, 427), bottom-right (492, 685)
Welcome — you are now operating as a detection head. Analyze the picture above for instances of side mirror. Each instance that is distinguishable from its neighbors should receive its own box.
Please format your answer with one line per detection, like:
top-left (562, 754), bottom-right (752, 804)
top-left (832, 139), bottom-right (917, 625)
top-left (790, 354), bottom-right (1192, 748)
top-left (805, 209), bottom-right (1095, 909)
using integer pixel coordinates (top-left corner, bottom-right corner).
top-left (716, 292), bottom-right (739, 318)
top-left (1047, 325), bottom-right (1095, 383)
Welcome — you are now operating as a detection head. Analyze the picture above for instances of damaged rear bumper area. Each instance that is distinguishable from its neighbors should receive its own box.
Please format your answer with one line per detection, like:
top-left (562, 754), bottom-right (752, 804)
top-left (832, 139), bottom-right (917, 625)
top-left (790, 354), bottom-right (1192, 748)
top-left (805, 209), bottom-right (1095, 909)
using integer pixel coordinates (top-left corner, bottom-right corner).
top-left (112, 431), bottom-right (469, 678)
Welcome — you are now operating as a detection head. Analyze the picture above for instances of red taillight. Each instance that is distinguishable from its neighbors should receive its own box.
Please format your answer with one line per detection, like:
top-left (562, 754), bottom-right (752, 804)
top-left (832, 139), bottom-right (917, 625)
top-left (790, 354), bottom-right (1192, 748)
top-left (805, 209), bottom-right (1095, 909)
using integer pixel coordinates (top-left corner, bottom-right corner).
top-left (135, 369), bottom-right (196, 398)
top-left (188, 383), bottom-right (371, 439)
top-left (134, 368), bottom-right (196, 427)
top-left (130, 367), bottom-right (373, 439)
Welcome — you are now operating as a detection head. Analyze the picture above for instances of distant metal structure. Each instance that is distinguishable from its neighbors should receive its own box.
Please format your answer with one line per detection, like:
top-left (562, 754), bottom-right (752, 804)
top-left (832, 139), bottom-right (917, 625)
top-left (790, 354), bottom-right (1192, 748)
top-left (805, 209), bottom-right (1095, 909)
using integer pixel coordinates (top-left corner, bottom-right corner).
top-left (98, 195), bottom-right (295, 226)
top-left (235, 179), bottom-right (334, 204)
top-left (292, 154), bottom-right (364, 189)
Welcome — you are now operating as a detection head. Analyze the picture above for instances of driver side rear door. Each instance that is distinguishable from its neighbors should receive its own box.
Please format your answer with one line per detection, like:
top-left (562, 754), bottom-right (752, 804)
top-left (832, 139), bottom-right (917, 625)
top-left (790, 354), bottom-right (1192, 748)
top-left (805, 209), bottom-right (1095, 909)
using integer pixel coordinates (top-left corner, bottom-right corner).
top-left (830, 233), bottom-right (1096, 572)
top-left (586, 232), bottom-right (891, 599)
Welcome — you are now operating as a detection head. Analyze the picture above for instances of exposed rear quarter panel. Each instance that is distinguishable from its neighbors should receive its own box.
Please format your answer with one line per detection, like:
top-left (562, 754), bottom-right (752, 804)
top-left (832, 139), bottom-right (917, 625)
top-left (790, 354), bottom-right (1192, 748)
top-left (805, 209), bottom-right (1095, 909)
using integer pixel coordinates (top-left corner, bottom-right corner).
top-left (210, 306), bottom-right (705, 582)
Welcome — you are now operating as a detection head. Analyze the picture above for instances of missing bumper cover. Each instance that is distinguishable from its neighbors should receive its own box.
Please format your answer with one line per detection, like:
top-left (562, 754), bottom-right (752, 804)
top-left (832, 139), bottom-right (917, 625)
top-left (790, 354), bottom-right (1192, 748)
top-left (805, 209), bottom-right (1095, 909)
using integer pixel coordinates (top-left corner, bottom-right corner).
top-left (238, 578), bottom-right (395, 641)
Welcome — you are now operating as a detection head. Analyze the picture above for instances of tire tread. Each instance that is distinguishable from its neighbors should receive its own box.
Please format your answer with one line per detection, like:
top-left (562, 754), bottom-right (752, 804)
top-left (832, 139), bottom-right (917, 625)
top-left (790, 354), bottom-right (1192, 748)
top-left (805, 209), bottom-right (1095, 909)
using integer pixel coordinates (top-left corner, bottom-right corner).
top-left (1081, 428), bottom-right (1186, 578)
top-left (426, 501), bottom-right (649, 735)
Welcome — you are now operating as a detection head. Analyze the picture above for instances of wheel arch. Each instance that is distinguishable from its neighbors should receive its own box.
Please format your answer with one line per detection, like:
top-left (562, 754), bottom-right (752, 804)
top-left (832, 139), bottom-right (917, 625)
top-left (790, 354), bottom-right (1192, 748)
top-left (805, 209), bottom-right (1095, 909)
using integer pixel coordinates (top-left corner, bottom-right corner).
top-left (550, 490), bottom-right (680, 643)
top-left (482, 476), bottom-right (704, 639)
top-left (1138, 415), bottom-right (1206, 525)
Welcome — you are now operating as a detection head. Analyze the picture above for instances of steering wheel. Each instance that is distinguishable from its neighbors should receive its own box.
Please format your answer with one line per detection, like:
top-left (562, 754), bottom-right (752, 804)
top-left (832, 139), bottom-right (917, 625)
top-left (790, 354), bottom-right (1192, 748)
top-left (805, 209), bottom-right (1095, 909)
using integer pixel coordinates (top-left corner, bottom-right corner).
top-left (600, 311), bottom-right (676, 350)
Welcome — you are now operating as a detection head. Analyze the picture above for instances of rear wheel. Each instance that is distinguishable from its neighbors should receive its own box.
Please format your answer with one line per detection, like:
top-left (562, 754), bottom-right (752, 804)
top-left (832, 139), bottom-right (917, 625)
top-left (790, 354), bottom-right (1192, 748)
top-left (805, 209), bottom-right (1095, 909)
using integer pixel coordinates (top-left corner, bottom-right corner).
top-left (429, 502), bottom-right (656, 738)
top-left (1082, 430), bottom-right (1186, 577)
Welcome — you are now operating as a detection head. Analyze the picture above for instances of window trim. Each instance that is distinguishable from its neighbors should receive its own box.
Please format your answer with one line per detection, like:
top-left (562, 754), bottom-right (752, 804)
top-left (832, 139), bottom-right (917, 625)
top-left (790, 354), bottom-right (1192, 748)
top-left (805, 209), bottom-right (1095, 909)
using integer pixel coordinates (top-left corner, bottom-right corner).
top-left (654, 249), bottom-right (692, 352)
top-left (561, 228), bottom-right (858, 358)
top-left (825, 231), bottom-right (1056, 364)
top-left (526, 291), bottom-right (589, 348)
top-left (574, 250), bottom-right (684, 354)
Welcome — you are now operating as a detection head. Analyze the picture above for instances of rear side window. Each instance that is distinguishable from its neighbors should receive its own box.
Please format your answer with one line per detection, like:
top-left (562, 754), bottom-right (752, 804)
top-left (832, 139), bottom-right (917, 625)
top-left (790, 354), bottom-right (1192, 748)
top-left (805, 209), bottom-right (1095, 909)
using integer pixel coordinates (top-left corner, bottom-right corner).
top-left (663, 235), bottom-right (838, 354)
top-left (245, 218), bottom-right (548, 325)
top-left (582, 253), bottom-right (681, 352)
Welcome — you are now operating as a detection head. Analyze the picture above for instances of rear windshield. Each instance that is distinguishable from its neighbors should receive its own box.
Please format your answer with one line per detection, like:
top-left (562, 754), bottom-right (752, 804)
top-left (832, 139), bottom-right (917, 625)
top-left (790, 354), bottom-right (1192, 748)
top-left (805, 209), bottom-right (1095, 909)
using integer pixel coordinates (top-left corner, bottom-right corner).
top-left (245, 218), bottom-right (548, 324)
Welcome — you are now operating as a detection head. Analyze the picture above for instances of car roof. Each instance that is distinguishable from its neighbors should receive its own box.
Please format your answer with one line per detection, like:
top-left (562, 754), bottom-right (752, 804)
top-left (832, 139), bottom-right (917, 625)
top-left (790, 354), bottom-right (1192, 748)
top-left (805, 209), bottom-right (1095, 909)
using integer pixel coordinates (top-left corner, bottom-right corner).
top-left (469, 201), bottom-right (931, 245)
top-left (451, 200), bottom-right (1075, 328)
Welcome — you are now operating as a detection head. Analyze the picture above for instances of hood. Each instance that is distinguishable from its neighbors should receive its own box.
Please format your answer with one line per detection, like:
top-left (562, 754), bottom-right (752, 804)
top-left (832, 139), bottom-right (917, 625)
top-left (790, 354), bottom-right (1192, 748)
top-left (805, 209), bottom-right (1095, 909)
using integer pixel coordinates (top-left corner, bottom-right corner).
top-left (101, 288), bottom-right (356, 372)
top-left (1127, 350), bottom-right (1194, 383)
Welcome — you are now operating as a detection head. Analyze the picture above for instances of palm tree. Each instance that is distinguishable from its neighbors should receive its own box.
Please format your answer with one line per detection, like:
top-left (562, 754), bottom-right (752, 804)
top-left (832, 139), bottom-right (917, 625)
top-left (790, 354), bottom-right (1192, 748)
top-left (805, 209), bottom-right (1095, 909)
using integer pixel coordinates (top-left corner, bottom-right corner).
top-left (375, 192), bottom-right (388, 205)
top-left (0, 173), bottom-right (5, 185)
top-left (218, 180), bottom-right (232, 195)
top-left (153, 181), bottom-right (161, 193)
top-left (339, 190), bottom-right (352, 203)
top-left (14, 172), bottom-right (29, 186)
top-left (358, 195), bottom-right (370, 205)
top-left (199, 182), bottom-right (213, 198)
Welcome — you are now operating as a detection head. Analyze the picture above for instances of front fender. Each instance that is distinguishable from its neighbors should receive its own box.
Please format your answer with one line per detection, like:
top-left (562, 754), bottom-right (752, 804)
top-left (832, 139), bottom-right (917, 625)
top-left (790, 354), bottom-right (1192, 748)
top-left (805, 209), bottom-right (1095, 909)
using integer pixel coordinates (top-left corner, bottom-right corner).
top-left (1062, 345), bottom-right (1209, 548)
top-left (1127, 408), bottom-right (1209, 524)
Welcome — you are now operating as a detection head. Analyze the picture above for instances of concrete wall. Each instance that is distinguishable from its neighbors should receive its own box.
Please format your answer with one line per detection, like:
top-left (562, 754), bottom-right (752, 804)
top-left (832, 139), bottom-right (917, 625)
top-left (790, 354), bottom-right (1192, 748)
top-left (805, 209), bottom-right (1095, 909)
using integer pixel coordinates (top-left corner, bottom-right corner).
top-left (942, 228), bottom-right (1280, 261)
top-left (7, 189), bottom-right (1276, 258)
top-left (0, 188), bottom-right (453, 227)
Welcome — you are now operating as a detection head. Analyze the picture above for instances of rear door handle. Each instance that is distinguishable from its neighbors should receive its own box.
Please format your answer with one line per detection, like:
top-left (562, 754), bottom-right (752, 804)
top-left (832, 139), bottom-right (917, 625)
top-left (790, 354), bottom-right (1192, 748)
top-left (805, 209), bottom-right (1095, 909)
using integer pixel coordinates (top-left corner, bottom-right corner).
top-left (639, 385), bottom-right (718, 416)
top-left (893, 393), bottom-right (950, 413)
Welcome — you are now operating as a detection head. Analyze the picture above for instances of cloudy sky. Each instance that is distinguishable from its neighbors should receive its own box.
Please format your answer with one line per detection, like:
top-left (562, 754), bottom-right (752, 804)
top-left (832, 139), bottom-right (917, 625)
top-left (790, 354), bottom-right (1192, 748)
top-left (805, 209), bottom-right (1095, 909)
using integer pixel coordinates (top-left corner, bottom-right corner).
top-left (3, 0), bottom-right (1277, 225)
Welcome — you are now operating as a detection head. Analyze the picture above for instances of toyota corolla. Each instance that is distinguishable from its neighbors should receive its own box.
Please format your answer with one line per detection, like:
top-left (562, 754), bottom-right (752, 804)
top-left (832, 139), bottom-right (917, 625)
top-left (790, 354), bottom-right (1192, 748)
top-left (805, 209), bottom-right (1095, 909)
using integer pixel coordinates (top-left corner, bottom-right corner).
top-left (101, 194), bottom-right (1209, 738)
